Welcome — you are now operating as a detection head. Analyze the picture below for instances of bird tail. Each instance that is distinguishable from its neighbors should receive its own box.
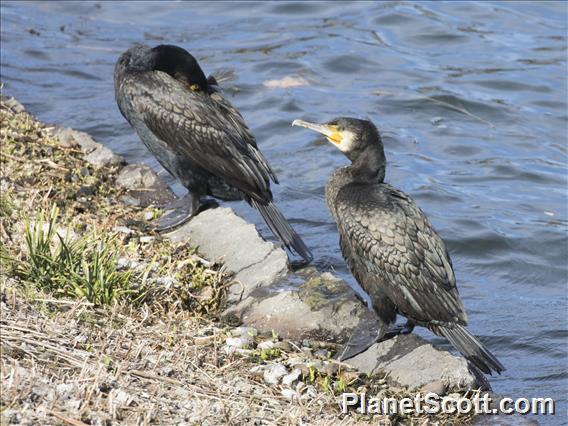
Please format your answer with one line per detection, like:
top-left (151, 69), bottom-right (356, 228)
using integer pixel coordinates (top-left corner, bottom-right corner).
top-left (252, 200), bottom-right (313, 264)
top-left (432, 324), bottom-right (505, 375)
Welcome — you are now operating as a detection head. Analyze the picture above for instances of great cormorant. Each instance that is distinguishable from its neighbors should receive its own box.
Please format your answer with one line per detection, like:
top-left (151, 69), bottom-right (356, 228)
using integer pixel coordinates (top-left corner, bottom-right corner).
top-left (114, 44), bottom-right (312, 263)
top-left (292, 117), bottom-right (504, 374)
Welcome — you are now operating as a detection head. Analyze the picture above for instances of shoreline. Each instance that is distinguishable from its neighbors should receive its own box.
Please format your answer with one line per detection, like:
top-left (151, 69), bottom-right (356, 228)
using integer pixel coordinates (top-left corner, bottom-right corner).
top-left (1, 94), bottom-right (501, 424)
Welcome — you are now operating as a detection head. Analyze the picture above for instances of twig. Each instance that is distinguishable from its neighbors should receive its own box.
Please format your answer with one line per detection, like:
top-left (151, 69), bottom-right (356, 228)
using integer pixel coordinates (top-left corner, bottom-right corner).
top-left (49, 411), bottom-right (89, 426)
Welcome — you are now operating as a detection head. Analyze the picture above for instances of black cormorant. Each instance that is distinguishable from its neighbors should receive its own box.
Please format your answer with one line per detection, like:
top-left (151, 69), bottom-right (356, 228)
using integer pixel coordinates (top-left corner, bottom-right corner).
top-left (114, 44), bottom-right (312, 263)
top-left (292, 117), bottom-right (504, 374)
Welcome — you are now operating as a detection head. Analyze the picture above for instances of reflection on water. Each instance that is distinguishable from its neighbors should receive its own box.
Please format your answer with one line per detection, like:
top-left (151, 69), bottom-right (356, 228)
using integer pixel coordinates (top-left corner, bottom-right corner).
top-left (1, 1), bottom-right (566, 422)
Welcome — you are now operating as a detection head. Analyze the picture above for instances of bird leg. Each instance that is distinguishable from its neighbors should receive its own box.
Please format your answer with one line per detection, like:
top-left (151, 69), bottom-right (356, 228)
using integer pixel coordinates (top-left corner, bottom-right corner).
top-left (335, 320), bottom-right (415, 362)
top-left (152, 192), bottom-right (218, 232)
top-left (376, 320), bottom-right (415, 342)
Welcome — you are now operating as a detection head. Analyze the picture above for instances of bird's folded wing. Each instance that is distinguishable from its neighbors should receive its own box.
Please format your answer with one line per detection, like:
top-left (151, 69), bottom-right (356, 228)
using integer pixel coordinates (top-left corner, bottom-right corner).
top-left (336, 184), bottom-right (467, 325)
top-left (123, 71), bottom-right (276, 201)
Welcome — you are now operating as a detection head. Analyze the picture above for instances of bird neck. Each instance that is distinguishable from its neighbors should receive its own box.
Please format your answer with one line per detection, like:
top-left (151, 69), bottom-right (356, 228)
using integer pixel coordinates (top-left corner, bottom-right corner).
top-left (349, 144), bottom-right (386, 184)
top-left (325, 146), bottom-right (386, 219)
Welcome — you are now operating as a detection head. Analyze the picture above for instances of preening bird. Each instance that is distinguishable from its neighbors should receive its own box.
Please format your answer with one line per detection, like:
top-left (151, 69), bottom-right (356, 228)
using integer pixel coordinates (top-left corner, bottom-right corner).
top-left (292, 117), bottom-right (504, 374)
top-left (114, 44), bottom-right (312, 263)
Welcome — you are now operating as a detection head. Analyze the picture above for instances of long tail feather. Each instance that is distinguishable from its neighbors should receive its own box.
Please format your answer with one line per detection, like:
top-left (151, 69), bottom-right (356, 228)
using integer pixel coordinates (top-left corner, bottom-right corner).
top-left (252, 200), bottom-right (313, 263)
top-left (433, 324), bottom-right (505, 375)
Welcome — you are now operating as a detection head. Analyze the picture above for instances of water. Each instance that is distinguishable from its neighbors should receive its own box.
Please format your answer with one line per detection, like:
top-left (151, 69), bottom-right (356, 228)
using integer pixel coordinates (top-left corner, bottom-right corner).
top-left (1, 1), bottom-right (566, 422)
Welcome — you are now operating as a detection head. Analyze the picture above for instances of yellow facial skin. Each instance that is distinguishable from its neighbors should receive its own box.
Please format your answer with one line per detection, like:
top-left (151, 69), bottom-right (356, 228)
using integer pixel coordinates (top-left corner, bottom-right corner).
top-left (292, 120), bottom-right (343, 145)
top-left (326, 126), bottom-right (343, 145)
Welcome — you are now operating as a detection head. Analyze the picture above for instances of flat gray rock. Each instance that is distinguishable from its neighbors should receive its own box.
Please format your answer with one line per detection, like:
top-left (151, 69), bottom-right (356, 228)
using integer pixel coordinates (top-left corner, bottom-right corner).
top-left (166, 207), bottom-right (288, 303)
top-left (2, 96), bottom-right (25, 114)
top-left (346, 333), bottom-right (490, 392)
top-left (51, 127), bottom-right (123, 167)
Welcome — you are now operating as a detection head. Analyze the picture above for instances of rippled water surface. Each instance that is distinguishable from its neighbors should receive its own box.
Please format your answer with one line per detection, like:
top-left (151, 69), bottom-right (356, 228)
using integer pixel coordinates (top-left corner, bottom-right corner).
top-left (2, 1), bottom-right (567, 421)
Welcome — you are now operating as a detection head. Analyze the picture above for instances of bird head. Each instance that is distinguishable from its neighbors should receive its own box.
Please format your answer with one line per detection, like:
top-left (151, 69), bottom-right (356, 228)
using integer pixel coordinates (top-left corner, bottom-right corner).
top-left (292, 117), bottom-right (381, 163)
top-left (115, 44), bottom-right (208, 93)
top-left (151, 45), bottom-right (209, 92)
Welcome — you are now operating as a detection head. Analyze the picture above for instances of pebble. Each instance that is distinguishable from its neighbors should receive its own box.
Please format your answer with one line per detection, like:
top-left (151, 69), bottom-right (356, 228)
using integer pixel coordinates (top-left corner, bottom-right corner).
top-left (281, 368), bottom-right (301, 386)
top-left (257, 341), bottom-right (275, 351)
top-left (225, 336), bottom-right (252, 349)
top-left (273, 341), bottom-right (292, 351)
top-left (224, 347), bottom-right (254, 356)
top-left (113, 226), bottom-right (133, 235)
top-left (263, 364), bottom-right (288, 385)
top-left (281, 388), bottom-right (298, 400)
top-left (139, 236), bottom-right (154, 243)
top-left (287, 356), bottom-right (307, 366)
top-left (319, 362), bottom-right (339, 376)
top-left (111, 389), bottom-right (133, 405)
top-left (249, 365), bottom-right (265, 376)
top-left (301, 385), bottom-right (318, 399)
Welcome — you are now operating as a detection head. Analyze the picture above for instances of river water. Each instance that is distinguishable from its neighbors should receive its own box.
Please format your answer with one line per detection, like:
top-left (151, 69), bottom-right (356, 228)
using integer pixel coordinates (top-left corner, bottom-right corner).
top-left (1, 1), bottom-right (566, 422)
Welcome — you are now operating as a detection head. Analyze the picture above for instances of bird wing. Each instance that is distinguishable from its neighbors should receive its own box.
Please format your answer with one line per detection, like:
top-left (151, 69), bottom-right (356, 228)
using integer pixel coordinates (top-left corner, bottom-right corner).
top-left (335, 183), bottom-right (468, 325)
top-left (121, 70), bottom-right (277, 201)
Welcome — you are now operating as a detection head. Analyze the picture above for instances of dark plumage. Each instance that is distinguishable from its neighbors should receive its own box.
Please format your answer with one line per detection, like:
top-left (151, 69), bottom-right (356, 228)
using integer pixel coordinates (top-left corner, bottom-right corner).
top-left (293, 117), bottom-right (504, 374)
top-left (114, 44), bottom-right (312, 263)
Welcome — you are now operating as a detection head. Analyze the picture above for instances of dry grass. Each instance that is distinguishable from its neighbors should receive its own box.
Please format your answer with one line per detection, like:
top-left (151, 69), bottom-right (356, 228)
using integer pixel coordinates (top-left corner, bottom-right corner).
top-left (0, 287), bottom-right (354, 425)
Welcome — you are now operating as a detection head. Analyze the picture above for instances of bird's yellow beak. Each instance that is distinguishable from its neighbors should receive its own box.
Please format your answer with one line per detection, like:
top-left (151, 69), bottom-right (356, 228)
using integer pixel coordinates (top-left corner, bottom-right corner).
top-left (292, 119), bottom-right (343, 145)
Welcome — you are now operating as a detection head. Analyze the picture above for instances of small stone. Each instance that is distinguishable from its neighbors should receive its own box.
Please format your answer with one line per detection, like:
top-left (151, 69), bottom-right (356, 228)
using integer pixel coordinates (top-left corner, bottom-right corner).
top-left (84, 146), bottom-right (123, 167)
top-left (257, 341), bottom-right (275, 351)
top-left (113, 226), bottom-right (133, 235)
top-left (282, 368), bottom-right (301, 386)
top-left (263, 364), bottom-right (288, 385)
top-left (301, 385), bottom-right (318, 399)
top-left (116, 164), bottom-right (159, 189)
top-left (193, 335), bottom-right (217, 345)
top-left (144, 211), bottom-right (155, 221)
top-left (249, 365), bottom-right (265, 377)
top-left (319, 362), bottom-right (339, 376)
top-left (74, 334), bottom-right (88, 344)
top-left (111, 389), bottom-right (133, 405)
top-left (139, 236), bottom-right (154, 243)
top-left (287, 356), bottom-right (307, 366)
top-left (281, 388), bottom-right (298, 400)
top-left (4, 97), bottom-right (25, 113)
top-left (273, 341), bottom-right (292, 351)
top-left (225, 337), bottom-right (252, 349)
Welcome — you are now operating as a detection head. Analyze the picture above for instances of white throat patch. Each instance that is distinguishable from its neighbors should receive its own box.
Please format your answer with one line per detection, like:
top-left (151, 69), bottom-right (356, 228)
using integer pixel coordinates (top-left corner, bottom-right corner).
top-left (335, 130), bottom-right (356, 153)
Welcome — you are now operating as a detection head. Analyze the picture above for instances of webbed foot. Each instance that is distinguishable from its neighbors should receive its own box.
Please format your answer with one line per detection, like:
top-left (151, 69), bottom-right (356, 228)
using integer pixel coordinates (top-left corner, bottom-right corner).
top-left (151, 193), bottom-right (219, 232)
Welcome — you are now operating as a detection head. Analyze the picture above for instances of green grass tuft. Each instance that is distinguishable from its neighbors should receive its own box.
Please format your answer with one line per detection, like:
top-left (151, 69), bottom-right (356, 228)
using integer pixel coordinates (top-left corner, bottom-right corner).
top-left (15, 206), bottom-right (143, 306)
